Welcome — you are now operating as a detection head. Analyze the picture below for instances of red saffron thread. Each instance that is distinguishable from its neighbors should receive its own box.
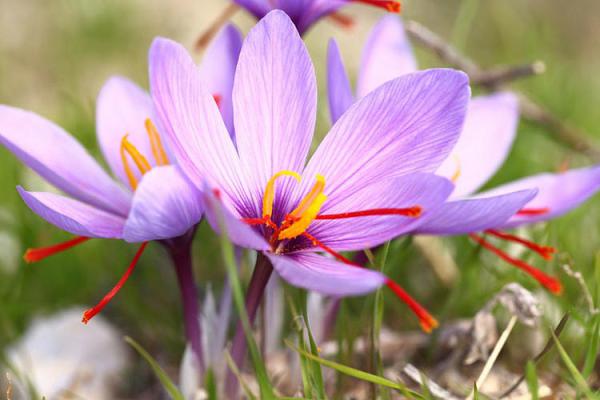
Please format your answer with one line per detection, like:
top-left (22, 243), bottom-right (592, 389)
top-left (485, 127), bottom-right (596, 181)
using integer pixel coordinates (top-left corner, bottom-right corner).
top-left (328, 12), bottom-right (355, 29)
top-left (82, 242), bottom-right (149, 324)
top-left (316, 206), bottom-right (421, 220)
top-left (516, 207), bottom-right (550, 216)
top-left (469, 234), bottom-right (562, 294)
top-left (485, 229), bottom-right (556, 260)
top-left (352, 0), bottom-right (401, 13)
top-left (24, 236), bottom-right (91, 263)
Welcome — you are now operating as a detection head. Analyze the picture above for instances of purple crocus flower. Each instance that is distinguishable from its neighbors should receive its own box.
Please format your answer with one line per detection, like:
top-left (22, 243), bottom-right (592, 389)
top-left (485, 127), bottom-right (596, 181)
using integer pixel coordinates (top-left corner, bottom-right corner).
top-left (0, 24), bottom-right (242, 372)
top-left (327, 15), bottom-right (600, 293)
top-left (230, 0), bottom-right (400, 35)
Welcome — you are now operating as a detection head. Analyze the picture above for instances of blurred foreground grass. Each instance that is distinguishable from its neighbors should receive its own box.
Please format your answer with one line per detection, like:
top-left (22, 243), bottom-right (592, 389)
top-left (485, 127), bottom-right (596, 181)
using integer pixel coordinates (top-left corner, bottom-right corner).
top-left (0, 0), bottom-right (599, 396)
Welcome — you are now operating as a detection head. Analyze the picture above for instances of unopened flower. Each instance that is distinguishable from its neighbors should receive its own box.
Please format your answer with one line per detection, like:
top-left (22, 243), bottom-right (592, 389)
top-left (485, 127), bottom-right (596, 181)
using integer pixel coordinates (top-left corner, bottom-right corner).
top-left (150, 11), bottom-right (473, 332)
top-left (327, 15), bottom-right (600, 294)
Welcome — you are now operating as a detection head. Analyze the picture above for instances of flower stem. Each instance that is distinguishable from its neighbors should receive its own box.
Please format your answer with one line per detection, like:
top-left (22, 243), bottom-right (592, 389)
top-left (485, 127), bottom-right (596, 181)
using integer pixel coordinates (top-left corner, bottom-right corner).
top-left (165, 233), bottom-right (204, 376)
top-left (226, 252), bottom-right (274, 398)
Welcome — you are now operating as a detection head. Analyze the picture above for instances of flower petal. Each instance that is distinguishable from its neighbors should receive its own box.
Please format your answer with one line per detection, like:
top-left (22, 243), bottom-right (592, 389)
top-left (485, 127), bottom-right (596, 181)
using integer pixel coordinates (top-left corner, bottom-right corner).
top-left (233, 10), bottom-right (317, 212)
top-left (300, 69), bottom-right (469, 208)
top-left (122, 166), bottom-right (203, 242)
top-left (17, 186), bottom-right (125, 238)
top-left (232, 0), bottom-right (271, 19)
top-left (149, 37), bottom-right (252, 214)
top-left (199, 24), bottom-right (243, 137)
top-left (415, 189), bottom-right (537, 235)
top-left (309, 173), bottom-right (454, 251)
top-left (202, 187), bottom-right (270, 251)
top-left (96, 76), bottom-right (159, 188)
top-left (327, 39), bottom-right (354, 124)
top-left (266, 252), bottom-right (386, 296)
top-left (0, 106), bottom-right (131, 216)
top-left (480, 165), bottom-right (600, 228)
top-left (436, 92), bottom-right (519, 197)
top-left (357, 15), bottom-right (418, 98)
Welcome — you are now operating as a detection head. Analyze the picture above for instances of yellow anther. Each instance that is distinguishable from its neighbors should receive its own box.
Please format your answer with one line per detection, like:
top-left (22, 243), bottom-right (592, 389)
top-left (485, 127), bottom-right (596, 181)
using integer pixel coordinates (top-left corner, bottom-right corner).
top-left (289, 174), bottom-right (325, 218)
top-left (120, 135), bottom-right (152, 190)
top-left (278, 192), bottom-right (327, 240)
top-left (450, 155), bottom-right (461, 183)
top-left (262, 170), bottom-right (302, 219)
top-left (145, 118), bottom-right (170, 166)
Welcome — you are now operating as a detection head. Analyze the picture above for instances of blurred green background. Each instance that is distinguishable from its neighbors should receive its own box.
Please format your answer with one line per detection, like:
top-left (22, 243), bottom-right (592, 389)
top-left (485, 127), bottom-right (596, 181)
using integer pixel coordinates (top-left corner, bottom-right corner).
top-left (0, 0), bottom-right (599, 395)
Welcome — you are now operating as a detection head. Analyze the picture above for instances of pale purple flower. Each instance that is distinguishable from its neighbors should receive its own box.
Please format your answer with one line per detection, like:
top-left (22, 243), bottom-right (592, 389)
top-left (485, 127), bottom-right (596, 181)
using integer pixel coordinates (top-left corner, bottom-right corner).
top-left (231, 0), bottom-right (400, 35)
top-left (327, 15), bottom-right (600, 293)
top-left (0, 25), bottom-right (242, 368)
top-left (149, 10), bottom-right (477, 331)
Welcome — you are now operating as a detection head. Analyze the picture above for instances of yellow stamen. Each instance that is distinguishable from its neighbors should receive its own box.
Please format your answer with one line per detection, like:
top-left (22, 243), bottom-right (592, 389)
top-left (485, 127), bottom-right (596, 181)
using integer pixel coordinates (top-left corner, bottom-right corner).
top-left (450, 155), bottom-right (461, 183)
top-left (145, 119), bottom-right (169, 166)
top-left (120, 135), bottom-right (152, 190)
top-left (289, 174), bottom-right (326, 219)
top-left (278, 192), bottom-right (327, 240)
top-left (262, 170), bottom-right (302, 219)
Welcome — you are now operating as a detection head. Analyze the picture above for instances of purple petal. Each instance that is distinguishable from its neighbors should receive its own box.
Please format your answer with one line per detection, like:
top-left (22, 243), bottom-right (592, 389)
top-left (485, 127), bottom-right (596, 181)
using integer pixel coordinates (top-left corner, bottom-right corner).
top-left (415, 189), bottom-right (537, 235)
top-left (233, 10), bottom-right (317, 213)
top-left (232, 0), bottom-right (271, 19)
top-left (149, 37), bottom-right (252, 214)
top-left (436, 92), bottom-right (519, 197)
top-left (357, 15), bottom-right (418, 98)
top-left (299, 69), bottom-right (469, 209)
top-left (17, 187), bottom-right (125, 238)
top-left (199, 24), bottom-right (243, 137)
top-left (202, 186), bottom-right (270, 251)
top-left (266, 252), bottom-right (386, 296)
top-left (309, 173), bottom-right (453, 251)
top-left (0, 105), bottom-right (131, 216)
top-left (122, 166), bottom-right (203, 242)
top-left (295, 0), bottom-right (346, 34)
top-left (327, 39), bottom-right (354, 124)
top-left (480, 165), bottom-right (600, 228)
top-left (96, 76), bottom-right (159, 188)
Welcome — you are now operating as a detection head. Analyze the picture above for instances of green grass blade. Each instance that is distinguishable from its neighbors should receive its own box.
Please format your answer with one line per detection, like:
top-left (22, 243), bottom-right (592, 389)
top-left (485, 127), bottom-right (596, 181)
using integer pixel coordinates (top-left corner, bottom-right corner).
top-left (286, 340), bottom-right (423, 398)
top-left (224, 349), bottom-right (257, 400)
top-left (551, 330), bottom-right (596, 398)
top-left (373, 241), bottom-right (391, 400)
top-left (125, 336), bottom-right (184, 400)
top-left (583, 314), bottom-right (600, 379)
top-left (525, 361), bottom-right (539, 400)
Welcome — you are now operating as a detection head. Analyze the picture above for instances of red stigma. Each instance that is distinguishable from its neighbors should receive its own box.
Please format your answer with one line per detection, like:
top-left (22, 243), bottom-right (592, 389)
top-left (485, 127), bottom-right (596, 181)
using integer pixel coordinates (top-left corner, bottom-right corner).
top-left (213, 94), bottom-right (222, 110)
top-left (82, 242), bottom-right (148, 324)
top-left (469, 234), bottom-right (562, 294)
top-left (485, 229), bottom-right (556, 260)
top-left (385, 279), bottom-right (439, 332)
top-left (352, 0), bottom-right (401, 13)
top-left (24, 236), bottom-right (91, 263)
top-left (328, 12), bottom-right (355, 29)
top-left (315, 206), bottom-right (422, 220)
top-left (516, 207), bottom-right (550, 216)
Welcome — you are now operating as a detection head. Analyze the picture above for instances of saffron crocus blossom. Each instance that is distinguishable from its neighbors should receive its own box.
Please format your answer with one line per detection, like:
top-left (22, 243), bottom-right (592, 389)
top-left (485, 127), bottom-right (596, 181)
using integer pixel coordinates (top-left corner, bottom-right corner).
top-left (230, 0), bottom-right (400, 35)
top-left (0, 24), bottom-right (242, 373)
top-left (327, 15), bottom-right (600, 293)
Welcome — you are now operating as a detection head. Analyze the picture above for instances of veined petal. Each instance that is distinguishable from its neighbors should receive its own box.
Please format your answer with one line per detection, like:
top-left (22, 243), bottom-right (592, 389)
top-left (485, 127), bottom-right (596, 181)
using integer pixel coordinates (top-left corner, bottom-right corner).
top-left (202, 186), bottom-right (270, 251)
top-left (96, 76), bottom-right (159, 187)
top-left (0, 106), bottom-right (131, 216)
top-left (415, 189), bottom-right (537, 235)
top-left (437, 92), bottom-right (519, 197)
top-left (234, 10), bottom-right (317, 215)
top-left (232, 0), bottom-right (271, 19)
top-left (149, 37), bottom-right (252, 214)
top-left (295, 0), bottom-right (346, 34)
top-left (122, 166), bottom-right (203, 242)
top-left (266, 252), bottom-right (386, 296)
top-left (17, 187), bottom-right (125, 238)
top-left (327, 39), bottom-right (354, 124)
top-left (299, 69), bottom-right (469, 208)
top-left (357, 15), bottom-right (418, 98)
top-left (310, 173), bottom-right (453, 251)
top-left (481, 165), bottom-right (600, 228)
top-left (199, 24), bottom-right (243, 137)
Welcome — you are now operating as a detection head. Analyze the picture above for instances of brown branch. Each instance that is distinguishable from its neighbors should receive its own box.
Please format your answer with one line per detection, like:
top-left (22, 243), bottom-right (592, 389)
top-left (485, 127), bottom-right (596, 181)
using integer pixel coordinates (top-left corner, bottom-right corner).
top-left (405, 20), bottom-right (600, 160)
top-left (194, 3), bottom-right (240, 52)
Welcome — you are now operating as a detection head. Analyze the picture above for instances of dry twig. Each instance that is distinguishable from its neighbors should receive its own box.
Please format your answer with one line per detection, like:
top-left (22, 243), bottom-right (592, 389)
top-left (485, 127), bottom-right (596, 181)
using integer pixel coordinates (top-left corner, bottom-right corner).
top-left (405, 20), bottom-right (600, 160)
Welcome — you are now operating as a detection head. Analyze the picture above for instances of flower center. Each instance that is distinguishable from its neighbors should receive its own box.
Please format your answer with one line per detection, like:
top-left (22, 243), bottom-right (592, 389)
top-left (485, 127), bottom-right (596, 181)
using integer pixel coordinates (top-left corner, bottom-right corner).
top-left (120, 118), bottom-right (170, 190)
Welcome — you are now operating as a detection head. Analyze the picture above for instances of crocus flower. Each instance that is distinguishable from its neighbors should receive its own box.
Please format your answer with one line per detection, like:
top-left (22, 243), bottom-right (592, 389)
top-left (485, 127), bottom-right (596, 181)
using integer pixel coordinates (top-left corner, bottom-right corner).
top-left (230, 0), bottom-right (400, 35)
top-left (327, 15), bottom-right (600, 293)
top-left (0, 24), bottom-right (242, 373)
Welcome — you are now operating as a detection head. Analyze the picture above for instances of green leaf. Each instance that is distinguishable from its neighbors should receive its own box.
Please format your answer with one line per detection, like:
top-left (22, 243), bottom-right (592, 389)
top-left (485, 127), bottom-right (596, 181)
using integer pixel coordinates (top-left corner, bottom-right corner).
top-left (525, 361), bottom-right (539, 400)
top-left (551, 330), bottom-right (596, 398)
top-left (286, 340), bottom-right (424, 398)
top-left (583, 314), bottom-right (600, 379)
top-left (125, 336), bottom-right (184, 400)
